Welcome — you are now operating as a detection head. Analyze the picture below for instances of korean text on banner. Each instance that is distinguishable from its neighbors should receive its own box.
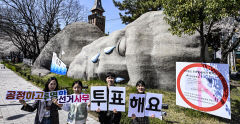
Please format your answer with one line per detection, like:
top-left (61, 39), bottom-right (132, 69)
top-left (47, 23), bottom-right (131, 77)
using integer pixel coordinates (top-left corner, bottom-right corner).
top-left (108, 86), bottom-right (126, 112)
top-left (90, 86), bottom-right (107, 111)
top-left (128, 94), bottom-right (146, 117)
top-left (176, 62), bottom-right (231, 119)
top-left (144, 93), bottom-right (162, 117)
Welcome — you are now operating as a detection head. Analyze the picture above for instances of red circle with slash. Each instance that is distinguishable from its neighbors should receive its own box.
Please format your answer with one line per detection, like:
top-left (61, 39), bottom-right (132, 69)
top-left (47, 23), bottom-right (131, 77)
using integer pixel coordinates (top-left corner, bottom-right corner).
top-left (177, 63), bottom-right (229, 112)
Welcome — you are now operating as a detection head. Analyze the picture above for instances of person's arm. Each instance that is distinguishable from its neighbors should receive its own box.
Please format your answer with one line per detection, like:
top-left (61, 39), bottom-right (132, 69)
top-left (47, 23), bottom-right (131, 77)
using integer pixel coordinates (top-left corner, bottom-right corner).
top-left (21, 100), bottom-right (39, 112)
top-left (87, 102), bottom-right (91, 111)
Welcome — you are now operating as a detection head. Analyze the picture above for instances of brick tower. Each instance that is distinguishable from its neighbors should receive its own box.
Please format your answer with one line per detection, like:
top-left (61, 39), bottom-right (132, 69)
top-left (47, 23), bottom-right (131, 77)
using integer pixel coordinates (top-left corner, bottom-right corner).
top-left (88, 0), bottom-right (105, 33)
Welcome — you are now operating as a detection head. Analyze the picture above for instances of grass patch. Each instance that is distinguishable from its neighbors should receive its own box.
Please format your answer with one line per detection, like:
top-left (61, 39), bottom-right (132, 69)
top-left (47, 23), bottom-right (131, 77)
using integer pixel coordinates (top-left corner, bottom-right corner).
top-left (2, 62), bottom-right (240, 123)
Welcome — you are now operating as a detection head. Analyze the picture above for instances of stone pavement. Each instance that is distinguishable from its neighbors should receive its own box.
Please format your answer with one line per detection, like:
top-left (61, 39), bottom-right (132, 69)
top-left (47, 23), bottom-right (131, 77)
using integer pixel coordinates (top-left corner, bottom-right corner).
top-left (0, 64), bottom-right (100, 124)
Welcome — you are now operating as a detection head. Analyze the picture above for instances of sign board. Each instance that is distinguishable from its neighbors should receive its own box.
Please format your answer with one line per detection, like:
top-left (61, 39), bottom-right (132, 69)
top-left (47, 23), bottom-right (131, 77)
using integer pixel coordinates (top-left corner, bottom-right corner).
top-left (6, 90), bottom-right (44, 100)
top-left (128, 94), bottom-right (146, 117)
top-left (176, 62), bottom-right (231, 119)
top-left (90, 86), bottom-right (107, 111)
top-left (144, 93), bottom-right (162, 117)
top-left (6, 89), bottom-right (67, 101)
top-left (50, 52), bottom-right (67, 75)
top-left (108, 86), bottom-right (126, 112)
top-left (58, 94), bottom-right (90, 104)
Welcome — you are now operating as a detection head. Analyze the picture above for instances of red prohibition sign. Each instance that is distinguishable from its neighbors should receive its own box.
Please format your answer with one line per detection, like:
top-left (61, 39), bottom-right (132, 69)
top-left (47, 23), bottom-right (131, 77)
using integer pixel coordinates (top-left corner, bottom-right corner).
top-left (177, 63), bottom-right (229, 112)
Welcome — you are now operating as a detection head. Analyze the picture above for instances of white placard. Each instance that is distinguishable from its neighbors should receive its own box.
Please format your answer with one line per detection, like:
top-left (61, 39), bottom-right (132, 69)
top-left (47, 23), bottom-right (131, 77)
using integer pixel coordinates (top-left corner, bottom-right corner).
top-left (90, 86), bottom-right (107, 111)
top-left (108, 86), bottom-right (126, 112)
top-left (128, 94), bottom-right (146, 117)
top-left (144, 93), bottom-right (162, 117)
top-left (5, 90), bottom-right (44, 100)
top-left (58, 94), bottom-right (90, 104)
top-left (176, 62), bottom-right (231, 119)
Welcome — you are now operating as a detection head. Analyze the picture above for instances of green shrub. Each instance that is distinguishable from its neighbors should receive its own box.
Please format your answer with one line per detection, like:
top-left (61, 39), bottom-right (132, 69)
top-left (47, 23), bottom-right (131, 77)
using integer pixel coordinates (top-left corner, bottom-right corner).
top-left (120, 107), bottom-right (132, 124)
top-left (15, 66), bottom-right (21, 72)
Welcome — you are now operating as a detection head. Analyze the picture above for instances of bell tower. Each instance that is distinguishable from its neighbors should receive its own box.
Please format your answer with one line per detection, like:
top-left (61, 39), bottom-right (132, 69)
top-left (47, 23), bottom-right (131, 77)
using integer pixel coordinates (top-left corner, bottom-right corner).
top-left (88, 0), bottom-right (105, 33)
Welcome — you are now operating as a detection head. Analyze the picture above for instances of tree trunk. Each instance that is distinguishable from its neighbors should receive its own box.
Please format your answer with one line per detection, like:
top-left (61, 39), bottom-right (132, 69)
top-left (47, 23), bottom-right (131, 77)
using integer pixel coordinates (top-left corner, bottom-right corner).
top-left (199, 23), bottom-right (206, 62)
top-left (200, 38), bottom-right (206, 62)
top-left (221, 53), bottom-right (228, 64)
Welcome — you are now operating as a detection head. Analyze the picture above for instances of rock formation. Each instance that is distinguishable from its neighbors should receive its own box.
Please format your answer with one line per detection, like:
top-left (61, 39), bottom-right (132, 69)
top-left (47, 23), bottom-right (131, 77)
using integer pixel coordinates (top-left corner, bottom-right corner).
top-left (31, 22), bottom-right (104, 76)
top-left (68, 11), bottom-right (201, 91)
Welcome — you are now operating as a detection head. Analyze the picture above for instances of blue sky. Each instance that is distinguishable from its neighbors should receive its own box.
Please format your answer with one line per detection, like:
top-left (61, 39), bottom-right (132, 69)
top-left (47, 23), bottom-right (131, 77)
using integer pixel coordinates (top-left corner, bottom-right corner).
top-left (81, 0), bottom-right (126, 34)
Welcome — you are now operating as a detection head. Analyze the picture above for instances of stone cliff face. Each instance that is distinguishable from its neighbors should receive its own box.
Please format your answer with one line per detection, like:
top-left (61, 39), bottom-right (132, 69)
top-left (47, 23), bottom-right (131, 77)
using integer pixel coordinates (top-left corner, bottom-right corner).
top-left (68, 11), bottom-right (201, 91)
top-left (31, 22), bottom-right (104, 76)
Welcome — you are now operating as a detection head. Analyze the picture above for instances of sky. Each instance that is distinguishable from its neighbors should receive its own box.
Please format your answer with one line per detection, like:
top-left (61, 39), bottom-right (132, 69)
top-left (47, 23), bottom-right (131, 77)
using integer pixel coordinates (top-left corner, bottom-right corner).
top-left (81, 0), bottom-right (126, 34)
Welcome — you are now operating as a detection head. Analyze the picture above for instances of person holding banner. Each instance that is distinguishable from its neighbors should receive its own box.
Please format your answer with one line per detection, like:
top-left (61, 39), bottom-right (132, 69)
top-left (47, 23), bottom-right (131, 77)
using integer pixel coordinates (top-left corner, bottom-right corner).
top-left (96, 72), bottom-right (122, 124)
top-left (130, 80), bottom-right (163, 124)
top-left (61, 80), bottom-right (90, 124)
top-left (19, 77), bottom-right (62, 124)
top-left (131, 80), bottom-right (150, 124)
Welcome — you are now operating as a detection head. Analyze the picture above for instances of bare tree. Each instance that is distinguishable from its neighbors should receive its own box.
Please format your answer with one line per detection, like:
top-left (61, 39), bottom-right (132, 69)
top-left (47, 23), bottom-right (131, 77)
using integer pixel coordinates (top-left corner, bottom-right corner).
top-left (0, 0), bottom-right (88, 61)
top-left (61, 0), bottom-right (88, 25)
top-left (208, 17), bottom-right (240, 63)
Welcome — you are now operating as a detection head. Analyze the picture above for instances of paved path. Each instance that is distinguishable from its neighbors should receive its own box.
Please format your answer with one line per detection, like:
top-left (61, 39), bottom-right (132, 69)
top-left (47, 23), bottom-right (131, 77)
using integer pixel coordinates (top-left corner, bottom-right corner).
top-left (0, 64), bottom-right (99, 124)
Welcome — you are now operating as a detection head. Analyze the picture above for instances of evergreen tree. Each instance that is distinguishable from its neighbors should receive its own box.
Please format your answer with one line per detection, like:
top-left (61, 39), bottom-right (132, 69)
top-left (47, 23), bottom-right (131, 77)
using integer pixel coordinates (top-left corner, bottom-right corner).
top-left (113, 0), bottom-right (162, 24)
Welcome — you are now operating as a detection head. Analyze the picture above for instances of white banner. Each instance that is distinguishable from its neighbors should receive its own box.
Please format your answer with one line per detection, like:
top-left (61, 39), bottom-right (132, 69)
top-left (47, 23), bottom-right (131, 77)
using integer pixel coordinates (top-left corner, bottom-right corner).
top-left (176, 62), bottom-right (231, 119)
top-left (5, 89), bottom-right (67, 101)
top-left (58, 94), bottom-right (90, 104)
top-left (50, 52), bottom-right (67, 75)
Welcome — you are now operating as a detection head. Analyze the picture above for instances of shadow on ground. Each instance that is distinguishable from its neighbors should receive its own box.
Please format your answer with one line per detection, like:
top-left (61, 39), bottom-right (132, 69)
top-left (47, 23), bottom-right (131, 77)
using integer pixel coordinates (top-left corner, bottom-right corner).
top-left (6, 113), bottom-right (32, 120)
top-left (0, 103), bottom-right (33, 107)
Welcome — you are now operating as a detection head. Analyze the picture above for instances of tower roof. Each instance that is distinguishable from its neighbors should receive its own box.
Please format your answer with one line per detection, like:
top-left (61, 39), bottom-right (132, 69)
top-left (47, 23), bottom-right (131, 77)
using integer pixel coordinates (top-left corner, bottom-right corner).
top-left (91, 0), bottom-right (105, 12)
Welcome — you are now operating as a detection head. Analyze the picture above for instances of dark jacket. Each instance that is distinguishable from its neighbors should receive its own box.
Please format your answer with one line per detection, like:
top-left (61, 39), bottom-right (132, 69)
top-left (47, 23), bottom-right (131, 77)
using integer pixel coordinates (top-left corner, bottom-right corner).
top-left (131, 116), bottom-right (149, 124)
top-left (21, 100), bottom-right (61, 124)
top-left (98, 111), bottom-right (121, 124)
top-left (97, 87), bottom-right (122, 124)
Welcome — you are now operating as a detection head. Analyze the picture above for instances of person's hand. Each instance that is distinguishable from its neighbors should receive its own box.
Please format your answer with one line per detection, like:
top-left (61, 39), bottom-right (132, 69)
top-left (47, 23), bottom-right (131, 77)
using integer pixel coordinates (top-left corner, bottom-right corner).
top-left (113, 109), bottom-right (118, 114)
top-left (151, 114), bottom-right (155, 118)
top-left (87, 102), bottom-right (91, 107)
top-left (52, 98), bottom-right (63, 107)
top-left (52, 98), bottom-right (58, 104)
top-left (131, 114), bottom-right (136, 120)
top-left (19, 98), bottom-right (26, 106)
top-left (96, 108), bottom-right (100, 112)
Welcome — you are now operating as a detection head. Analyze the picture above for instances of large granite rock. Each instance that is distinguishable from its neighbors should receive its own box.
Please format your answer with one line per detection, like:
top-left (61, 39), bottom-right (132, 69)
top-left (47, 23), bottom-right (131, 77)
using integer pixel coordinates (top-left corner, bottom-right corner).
top-left (68, 11), bottom-right (202, 91)
top-left (31, 22), bottom-right (104, 76)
